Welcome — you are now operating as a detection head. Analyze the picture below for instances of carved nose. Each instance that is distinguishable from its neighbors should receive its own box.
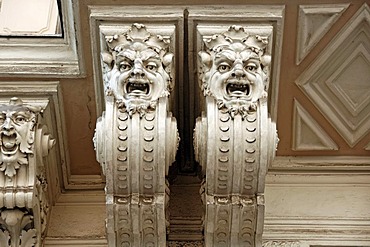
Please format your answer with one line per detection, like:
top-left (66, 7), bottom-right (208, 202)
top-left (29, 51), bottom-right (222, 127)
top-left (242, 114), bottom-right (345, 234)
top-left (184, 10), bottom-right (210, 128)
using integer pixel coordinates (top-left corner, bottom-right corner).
top-left (131, 62), bottom-right (145, 77)
top-left (131, 69), bottom-right (145, 77)
top-left (2, 118), bottom-right (14, 131)
top-left (231, 69), bottom-right (246, 78)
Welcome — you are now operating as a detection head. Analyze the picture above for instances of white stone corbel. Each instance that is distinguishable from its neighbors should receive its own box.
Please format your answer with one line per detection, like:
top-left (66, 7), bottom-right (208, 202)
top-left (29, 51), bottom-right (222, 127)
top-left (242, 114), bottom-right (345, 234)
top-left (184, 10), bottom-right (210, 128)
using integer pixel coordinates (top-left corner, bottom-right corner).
top-left (0, 97), bottom-right (55, 247)
top-left (194, 25), bottom-right (278, 246)
top-left (94, 23), bottom-right (179, 247)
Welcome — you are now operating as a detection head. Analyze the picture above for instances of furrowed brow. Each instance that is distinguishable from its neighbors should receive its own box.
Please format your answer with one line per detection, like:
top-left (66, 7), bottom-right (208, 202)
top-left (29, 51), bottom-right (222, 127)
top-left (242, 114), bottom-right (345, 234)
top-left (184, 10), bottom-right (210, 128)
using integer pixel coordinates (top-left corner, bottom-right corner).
top-left (117, 50), bottom-right (136, 62)
top-left (215, 50), bottom-right (236, 62)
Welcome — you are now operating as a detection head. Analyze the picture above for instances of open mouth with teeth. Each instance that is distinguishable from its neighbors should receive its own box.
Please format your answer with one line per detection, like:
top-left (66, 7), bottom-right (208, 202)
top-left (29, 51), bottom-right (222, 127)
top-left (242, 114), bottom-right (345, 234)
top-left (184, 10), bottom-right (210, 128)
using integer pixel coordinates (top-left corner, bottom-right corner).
top-left (1, 133), bottom-right (18, 155)
top-left (126, 82), bottom-right (150, 96)
top-left (226, 83), bottom-right (250, 97)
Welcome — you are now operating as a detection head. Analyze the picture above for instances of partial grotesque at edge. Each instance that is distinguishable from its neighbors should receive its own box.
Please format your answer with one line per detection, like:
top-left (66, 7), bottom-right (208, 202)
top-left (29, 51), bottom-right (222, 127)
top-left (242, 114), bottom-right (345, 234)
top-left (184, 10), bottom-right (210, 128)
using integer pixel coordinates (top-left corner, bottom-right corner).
top-left (0, 97), bottom-right (55, 247)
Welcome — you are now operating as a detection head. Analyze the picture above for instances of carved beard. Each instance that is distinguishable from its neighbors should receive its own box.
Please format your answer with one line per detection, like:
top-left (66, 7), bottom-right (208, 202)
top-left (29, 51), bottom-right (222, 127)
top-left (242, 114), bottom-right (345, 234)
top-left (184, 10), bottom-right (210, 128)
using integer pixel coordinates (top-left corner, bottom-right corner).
top-left (116, 98), bottom-right (157, 118)
top-left (108, 61), bottom-right (171, 116)
top-left (202, 71), bottom-right (265, 119)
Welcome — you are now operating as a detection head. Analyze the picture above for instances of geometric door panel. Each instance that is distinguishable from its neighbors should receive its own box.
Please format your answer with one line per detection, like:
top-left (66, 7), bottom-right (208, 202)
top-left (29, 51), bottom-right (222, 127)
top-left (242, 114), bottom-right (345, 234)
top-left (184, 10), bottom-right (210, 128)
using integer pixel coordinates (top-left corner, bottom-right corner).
top-left (296, 4), bottom-right (370, 147)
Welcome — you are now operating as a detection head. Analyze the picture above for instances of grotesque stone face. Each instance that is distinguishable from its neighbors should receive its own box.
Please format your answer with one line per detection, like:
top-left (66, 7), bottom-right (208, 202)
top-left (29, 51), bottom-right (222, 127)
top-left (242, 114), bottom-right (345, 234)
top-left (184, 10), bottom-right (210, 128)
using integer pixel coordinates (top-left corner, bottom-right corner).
top-left (102, 24), bottom-right (173, 114)
top-left (199, 26), bottom-right (270, 116)
top-left (109, 42), bottom-right (171, 102)
top-left (0, 98), bottom-right (36, 177)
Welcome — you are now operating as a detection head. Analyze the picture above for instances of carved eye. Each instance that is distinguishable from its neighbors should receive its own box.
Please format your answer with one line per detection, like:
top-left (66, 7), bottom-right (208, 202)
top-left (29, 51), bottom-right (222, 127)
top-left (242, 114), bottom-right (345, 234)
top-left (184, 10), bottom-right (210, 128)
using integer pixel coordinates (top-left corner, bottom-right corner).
top-left (146, 62), bottom-right (157, 72)
top-left (245, 63), bottom-right (258, 72)
top-left (218, 64), bottom-right (231, 73)
top-left (14, 115), bottom-right (26, 124)
top-left (119, 62), bottom-right (132, 72)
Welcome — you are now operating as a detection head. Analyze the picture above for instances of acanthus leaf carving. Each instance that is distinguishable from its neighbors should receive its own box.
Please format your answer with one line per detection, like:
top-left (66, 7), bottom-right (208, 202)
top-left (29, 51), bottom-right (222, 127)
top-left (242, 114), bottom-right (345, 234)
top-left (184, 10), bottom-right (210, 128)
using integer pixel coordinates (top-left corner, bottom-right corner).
top-left (19, 229), bottom-right (37, 247)
top-left (0, 229), bottom-right (10, 246)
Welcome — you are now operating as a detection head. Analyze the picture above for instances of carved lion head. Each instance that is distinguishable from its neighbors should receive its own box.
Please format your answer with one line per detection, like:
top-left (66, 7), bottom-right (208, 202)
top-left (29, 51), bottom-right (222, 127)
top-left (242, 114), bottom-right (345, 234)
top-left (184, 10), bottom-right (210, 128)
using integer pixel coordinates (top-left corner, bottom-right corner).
top-left (198, 26), bottom-right (271, 116)
top-left (102, 23), bottom-right (174, 114)
top-left (0, 98), bottom-right (37, 177)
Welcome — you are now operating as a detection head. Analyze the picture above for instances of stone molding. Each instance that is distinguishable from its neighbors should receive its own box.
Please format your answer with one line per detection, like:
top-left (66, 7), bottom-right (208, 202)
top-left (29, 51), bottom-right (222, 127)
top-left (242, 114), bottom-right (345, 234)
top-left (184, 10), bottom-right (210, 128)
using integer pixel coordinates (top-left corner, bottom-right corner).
top-left (270, 156), bottom-right (370, 172)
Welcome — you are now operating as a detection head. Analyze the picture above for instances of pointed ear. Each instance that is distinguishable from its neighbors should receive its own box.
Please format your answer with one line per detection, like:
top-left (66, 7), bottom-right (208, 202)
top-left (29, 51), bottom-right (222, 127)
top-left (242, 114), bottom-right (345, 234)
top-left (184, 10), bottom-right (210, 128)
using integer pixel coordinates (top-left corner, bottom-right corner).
top-left (163, 53), bottom-right (174, 68)
top-left (261, 54), bottom-right (271, 66)
top-left (101, 51), bottom-right (114, 69)
top-left (198, 51), bottom-right (212, 70)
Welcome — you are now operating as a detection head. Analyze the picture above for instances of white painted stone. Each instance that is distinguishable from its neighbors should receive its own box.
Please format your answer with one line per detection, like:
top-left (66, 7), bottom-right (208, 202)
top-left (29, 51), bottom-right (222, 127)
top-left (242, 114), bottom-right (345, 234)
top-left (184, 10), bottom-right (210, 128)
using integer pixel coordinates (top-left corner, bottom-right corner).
top-left (89, 6), bottom-right (184, 116)
top-left (194, 25), bottom-right (278, 247)
top-left (187, 5), bottom-right (285, 122)
top-left (94, 24), bottom-right (179, 247)
top-left (0, 81), bottom-right (66, 205)
top-left (0, 97), bottom-right (55, 247)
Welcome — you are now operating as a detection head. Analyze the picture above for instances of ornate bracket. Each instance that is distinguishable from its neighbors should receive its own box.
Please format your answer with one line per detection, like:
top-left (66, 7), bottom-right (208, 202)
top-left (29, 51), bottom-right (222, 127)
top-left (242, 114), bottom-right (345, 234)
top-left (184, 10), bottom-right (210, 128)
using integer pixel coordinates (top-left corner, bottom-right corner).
top-left (0, 97), bottom-right (55, 247)
top-left (94, 23), bottom-right (178, 246)
top-left (194, 26), bottom-right (278, 246)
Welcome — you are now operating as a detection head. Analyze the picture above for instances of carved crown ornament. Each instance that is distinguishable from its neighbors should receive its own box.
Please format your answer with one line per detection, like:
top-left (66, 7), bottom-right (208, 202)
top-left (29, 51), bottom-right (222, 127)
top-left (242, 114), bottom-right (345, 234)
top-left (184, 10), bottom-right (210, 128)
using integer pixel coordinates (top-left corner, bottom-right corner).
top-left (198, 25), bottom-right (271, 119)
top-left (0, 97), bottom-right (55, 247)
top-left (101, 23), bottom-right (174, 117)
